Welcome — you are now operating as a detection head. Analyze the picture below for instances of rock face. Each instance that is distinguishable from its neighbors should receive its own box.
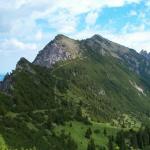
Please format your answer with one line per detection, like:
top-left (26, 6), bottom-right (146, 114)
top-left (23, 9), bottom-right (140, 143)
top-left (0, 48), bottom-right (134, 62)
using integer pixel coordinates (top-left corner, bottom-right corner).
top-left (83, 34), bottom-right (129, 58)
top-left (121, 49), bottom-right (150, 76)
top-left (140, 50), bottom-right (150, 60)
top-left (33, 34), bottom-right (81, 68)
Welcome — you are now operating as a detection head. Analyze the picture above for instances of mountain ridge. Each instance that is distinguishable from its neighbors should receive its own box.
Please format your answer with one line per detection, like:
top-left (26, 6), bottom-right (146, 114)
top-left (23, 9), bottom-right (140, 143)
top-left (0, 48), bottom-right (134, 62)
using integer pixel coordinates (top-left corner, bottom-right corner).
top-left (33, 34), bottom-right (150, 84)
top-left (1, 34), bottom-right (150, 96)
top-left (33, 34), bottom-right (132, 68)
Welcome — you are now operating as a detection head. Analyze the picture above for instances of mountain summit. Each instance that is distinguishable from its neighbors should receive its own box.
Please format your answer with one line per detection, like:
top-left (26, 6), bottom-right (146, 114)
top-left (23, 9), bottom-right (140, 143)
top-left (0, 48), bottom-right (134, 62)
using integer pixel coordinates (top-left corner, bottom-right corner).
top-left (33, 34), bottom-right (81, 68)
top-left (85, 34), bottom-right (129, 56)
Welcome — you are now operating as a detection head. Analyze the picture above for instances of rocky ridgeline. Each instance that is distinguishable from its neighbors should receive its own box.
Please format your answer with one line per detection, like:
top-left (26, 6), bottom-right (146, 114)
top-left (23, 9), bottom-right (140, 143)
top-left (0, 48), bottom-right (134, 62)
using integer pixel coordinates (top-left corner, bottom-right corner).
top-left (1, 34), bottom-right (150, 93)
top-left (140, 50), bottom-right (150, 60)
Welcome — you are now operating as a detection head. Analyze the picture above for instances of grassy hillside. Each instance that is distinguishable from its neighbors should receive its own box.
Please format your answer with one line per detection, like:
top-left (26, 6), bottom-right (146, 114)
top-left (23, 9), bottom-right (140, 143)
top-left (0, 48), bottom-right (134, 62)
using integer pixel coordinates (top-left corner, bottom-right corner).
top-left (0, 53), bottom-right (150, 149)
top-left (52, 55), bottom-right (150, 122)
top-left (54, 121), bottom-right (119, 150)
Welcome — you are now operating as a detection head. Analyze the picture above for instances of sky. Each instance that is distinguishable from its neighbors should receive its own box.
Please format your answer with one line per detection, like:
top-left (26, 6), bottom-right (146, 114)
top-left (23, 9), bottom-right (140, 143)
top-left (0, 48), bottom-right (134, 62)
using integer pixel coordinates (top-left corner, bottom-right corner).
top-left (0, 0), bottom-right (150, 74)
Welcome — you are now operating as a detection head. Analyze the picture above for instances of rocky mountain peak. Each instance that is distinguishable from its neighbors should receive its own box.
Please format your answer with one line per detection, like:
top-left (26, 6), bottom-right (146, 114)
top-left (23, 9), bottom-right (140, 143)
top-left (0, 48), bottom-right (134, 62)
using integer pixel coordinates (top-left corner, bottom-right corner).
top-left (16, 57), bottom-right (36, 74)
top-left (33, 34), bottom-right (81, 68)
top-left (140, 50), bottom-right (150, 60)
top-left (81, 34), bottom-right (130, 59)
top-left (91, 34), bottom-right (105, 40)
top-left (16, 57), bottom-right (30, 70)
top-left (53, 34), bottom-right (69, 41)
top-left (17, 57), bottom-right (29, 65)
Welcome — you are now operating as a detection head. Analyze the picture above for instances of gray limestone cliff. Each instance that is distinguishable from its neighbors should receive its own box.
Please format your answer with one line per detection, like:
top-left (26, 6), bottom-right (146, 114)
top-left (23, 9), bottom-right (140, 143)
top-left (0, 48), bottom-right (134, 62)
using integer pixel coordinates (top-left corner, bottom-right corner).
top-left (33, 34), bottom-right (81, 68)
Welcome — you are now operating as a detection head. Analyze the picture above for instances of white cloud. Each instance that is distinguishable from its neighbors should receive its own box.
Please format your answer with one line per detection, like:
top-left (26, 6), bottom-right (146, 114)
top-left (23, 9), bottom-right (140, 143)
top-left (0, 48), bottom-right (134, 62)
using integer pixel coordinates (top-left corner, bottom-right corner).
top-left (108, 31), bottom-right (150, 51)
top-left (129, 10), bottom-right (137, 16)
top-left (47, 11), bottom-right (78, 34)
top-left (0, 38), bottom-right (39, 73)
top-left (145, 0), bottom-right (150, 7)
top-left (85, 11), bottom-right (99, 26)
top-left (0, 0), bottom-right (143, 36)
top-left (35, 31), bottom-right (43, 41)
top-left (122, 23), bottom-right (145, 33)
top-left (0, 39), bottom-right (37, 52)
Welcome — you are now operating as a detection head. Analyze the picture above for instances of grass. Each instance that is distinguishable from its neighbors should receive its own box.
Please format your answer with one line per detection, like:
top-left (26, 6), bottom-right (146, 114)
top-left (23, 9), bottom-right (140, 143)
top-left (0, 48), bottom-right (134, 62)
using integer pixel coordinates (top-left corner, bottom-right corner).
top-left (54, 121), bottom-right (119, 150)
top-left (0, 134), bottom-right (8, 149)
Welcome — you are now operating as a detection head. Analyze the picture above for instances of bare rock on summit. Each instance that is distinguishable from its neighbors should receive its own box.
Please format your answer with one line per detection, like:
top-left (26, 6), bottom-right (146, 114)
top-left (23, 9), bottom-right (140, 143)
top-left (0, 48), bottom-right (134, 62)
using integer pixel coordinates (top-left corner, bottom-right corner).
top-left (84, 34), bottom-right (130, 58)
top-left (33, 34), bottom-right (81, 68)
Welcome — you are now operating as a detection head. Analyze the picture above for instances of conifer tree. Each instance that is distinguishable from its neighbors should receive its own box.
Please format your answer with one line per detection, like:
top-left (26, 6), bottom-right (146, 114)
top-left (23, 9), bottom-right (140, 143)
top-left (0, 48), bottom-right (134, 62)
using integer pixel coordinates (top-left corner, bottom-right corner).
top-left (87, 138), bottom-right (96, 150)
top-left (85, 127), bottom-right (92, 139)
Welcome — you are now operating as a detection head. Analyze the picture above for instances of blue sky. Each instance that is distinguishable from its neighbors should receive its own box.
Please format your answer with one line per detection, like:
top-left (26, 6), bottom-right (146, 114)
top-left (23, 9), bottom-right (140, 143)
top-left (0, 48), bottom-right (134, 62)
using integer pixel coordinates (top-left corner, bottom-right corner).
top-left (0, 0), bottom-right (150, 74)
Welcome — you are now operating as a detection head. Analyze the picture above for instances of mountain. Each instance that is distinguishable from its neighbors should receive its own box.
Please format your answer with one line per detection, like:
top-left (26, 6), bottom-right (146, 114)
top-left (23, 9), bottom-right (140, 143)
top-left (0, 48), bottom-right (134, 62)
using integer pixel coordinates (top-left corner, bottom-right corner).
top-left (33, 34), bottom-right (130, 67)
top-left (0, 34), bottom-right (150, 150)
top-left (34, 34), bottom-right (150, 83)
top-left (140, 50), bottom-right (150, 60)
top-left (0, 75), bottom-right (4, 81)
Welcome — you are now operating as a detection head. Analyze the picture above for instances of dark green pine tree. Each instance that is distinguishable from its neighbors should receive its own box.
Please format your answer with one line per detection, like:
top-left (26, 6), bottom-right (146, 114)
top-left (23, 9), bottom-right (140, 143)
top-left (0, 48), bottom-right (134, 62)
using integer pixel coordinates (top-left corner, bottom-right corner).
top-left (85, 127), bottom-right (92, 139)
top-left (142, 127), bottom-right (150, 146)
top-left (145, 126), bottom-right (150, 145)
top-left (129, 129), bottom-right (138, 149)
top-left (137, 129), bottom-right (144, 149)
top-left (87, 138), bottom-right (96, 150)
top-left (75, 106), bottom-right (83, 121)
top-left (116, 130), bottom-right (126, 150)
top-left (103, 128), bottom-right (107, 136)
top-left (108, 136), bottom-right (114, 150)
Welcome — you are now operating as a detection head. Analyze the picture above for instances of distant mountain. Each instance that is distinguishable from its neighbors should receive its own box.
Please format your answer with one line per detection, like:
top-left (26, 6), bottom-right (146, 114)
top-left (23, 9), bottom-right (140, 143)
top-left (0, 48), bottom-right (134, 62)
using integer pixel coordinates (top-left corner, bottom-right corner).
top-left (0, 74), bottom-right (4, 81)
top-left (140, 49), bottom-right (150, 60)
top-left (0, 34), bottom-right (150, 150)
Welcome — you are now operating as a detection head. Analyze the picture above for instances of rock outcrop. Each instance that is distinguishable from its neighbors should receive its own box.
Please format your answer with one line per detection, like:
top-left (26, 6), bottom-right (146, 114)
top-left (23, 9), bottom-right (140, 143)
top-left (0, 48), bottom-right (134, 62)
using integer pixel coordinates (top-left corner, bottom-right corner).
top-left (33, 34), bottom-right (81, 68)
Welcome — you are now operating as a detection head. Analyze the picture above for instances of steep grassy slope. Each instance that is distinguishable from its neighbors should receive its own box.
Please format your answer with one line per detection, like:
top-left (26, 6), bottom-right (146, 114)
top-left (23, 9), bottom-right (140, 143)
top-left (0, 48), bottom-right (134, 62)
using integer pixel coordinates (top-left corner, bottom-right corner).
top-left (52, 55), bottom-right (150, 121)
